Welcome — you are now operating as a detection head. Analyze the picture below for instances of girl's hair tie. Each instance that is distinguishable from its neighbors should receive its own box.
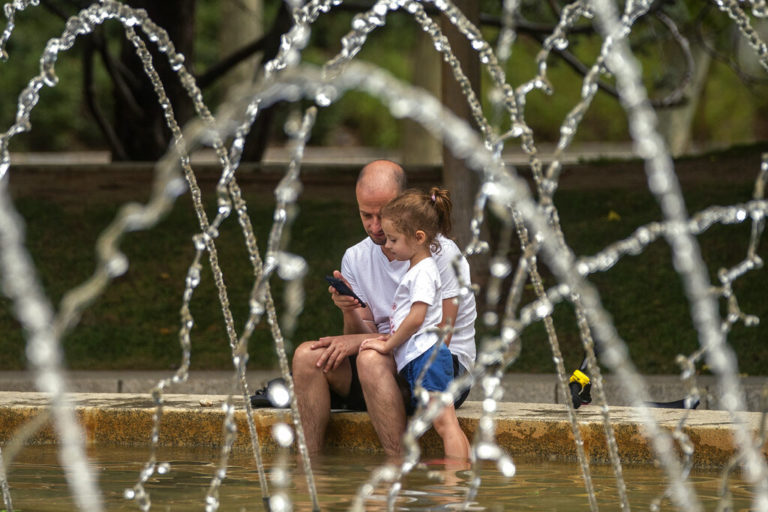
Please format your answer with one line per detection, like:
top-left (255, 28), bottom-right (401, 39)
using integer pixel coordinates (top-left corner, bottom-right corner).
top-left (431, 193), bottom-right (436, 202)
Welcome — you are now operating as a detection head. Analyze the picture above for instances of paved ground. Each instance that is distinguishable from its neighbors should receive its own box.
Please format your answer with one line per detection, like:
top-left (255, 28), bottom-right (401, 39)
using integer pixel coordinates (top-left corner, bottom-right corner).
top-left (0, 369), bottom-right (765, 411)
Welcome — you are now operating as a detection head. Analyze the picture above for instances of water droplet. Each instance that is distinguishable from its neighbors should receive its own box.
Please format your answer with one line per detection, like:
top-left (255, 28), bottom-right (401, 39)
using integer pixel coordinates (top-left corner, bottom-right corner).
top-left (106, 253), bottom-right (129, 277)
top-left (277, 252), bottom-right (307, 280)
top-left (275, 181), bottom-right (302, 203)
top-left (378, 465), bottom-right (397, 481)
top-left (479, 416), bottom-right (494, 431)
top-left (483, 311), bottom-right (498, 326)
top-left (498, 456), bottom-right (516, 477)
top-left (165, 177), bottom-right (186, 197)
top-left (205, 494), bottom-right (219, 512)
top-left (373, 3), bottom-right (389, 16)
top-left (186, 266), bottom-right (201, 288)
top-left (314, 85), bottom-right (337, 106)
top-left (217, 201), bottom-right (231, 216)
top-left (489, 257), bottom-right (511, 278)
top-left (351, 17), bottom-right (366, 31)
top-left (271, 467), bottom-right (291, 486)
top-left (535, 300), bottom-right (553, 318)
top-left (170, 53), bottom-right (185, 71)
top-left (269, 493), bottom-right (291, 512)
top-left (476, 441), bottom-right (500, 460)
top-left (427, 470), bottom-right (445, 482)
top-left (250, 299), bottom-right (265, 316)
top-left (552, 37), bottom-right (568, 50)
top-left (272, 422), bottom-right (295, 447)
top-left (291, 25), bottom-right (310, 48)
top-left (193, 234), bottom-right (206, 251)
top-left (268, 380), bottom-right (291, 408)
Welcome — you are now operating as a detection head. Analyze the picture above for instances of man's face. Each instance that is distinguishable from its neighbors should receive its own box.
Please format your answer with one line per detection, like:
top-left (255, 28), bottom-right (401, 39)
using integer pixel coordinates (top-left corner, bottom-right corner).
top-left (357, 186), bottom-right (398, 246)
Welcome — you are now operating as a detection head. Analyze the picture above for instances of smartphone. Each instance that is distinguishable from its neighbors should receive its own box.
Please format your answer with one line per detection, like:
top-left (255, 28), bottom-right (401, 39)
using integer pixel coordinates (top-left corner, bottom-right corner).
top-left (325, 276), bottom-right (367, 308)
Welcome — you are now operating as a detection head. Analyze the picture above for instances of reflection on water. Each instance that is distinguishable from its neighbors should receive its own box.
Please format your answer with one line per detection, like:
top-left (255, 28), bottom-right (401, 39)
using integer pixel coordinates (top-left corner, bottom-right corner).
top-left (4, 445), bottom-right (754, 511)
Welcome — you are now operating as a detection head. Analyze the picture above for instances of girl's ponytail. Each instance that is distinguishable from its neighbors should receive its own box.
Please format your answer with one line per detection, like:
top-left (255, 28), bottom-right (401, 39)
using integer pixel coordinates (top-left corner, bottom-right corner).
top-left (428, 186), bottom-right (452, 238)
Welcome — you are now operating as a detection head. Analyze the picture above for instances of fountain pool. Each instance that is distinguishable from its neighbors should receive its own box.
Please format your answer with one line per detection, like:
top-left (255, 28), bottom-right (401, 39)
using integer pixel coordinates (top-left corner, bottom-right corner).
top-left (3, 445), bottom-right (756, 511)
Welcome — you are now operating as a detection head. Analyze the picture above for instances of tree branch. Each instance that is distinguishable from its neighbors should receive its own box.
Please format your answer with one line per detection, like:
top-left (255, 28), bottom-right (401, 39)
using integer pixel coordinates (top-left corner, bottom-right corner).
top-left (196, 34), bottom-right (268, 89)
top-left (83, 35), bottom-right (128, 160)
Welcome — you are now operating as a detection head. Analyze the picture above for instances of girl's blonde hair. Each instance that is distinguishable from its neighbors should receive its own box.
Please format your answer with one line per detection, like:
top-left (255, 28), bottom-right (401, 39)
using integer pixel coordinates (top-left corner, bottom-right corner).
top-left (381, 187), bottom-right (452, 252)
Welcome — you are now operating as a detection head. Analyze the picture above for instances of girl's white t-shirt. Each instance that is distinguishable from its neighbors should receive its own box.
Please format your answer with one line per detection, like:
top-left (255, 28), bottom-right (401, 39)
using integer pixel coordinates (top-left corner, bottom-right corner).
top-left (341, 234), bottom-right (476, 373)
top-left (389, 257), bottom-right (443, 371)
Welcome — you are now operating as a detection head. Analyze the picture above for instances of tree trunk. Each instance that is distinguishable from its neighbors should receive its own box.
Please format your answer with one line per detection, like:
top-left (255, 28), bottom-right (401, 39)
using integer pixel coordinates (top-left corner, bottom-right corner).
top-left (656, 43), bottom-right (712, 156)
top-left (240, 2), bottom-right (293, 162)
top-left (440, 1), bottom-right (488, 285)
top-left (401, 30), bottom-right (442, 167)
top-left (219, 0), bottom-right (263, 94)
top-left (113, 0), bottom-right (197, 161)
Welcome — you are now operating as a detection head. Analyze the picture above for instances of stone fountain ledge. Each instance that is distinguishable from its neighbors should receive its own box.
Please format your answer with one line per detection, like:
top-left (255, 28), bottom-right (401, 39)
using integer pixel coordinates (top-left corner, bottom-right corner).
top-left (0, 370), bottom-right (766, 411)
top-left (0, 392), bottom-right (765, 468)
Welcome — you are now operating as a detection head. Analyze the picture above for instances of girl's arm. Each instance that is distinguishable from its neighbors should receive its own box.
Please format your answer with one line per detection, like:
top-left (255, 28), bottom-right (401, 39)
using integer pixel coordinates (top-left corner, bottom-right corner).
top-left (361, 302), bottom-right (428, 354)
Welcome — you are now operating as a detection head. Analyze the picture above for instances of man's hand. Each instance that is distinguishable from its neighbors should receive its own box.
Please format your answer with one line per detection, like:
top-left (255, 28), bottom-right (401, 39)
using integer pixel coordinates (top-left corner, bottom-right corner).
top-left (328, 270), bottom-right (364, 311)
top-left (311, 334), bottom-right (362, 373)
top-left (359, 335), bottom-right (391, 355)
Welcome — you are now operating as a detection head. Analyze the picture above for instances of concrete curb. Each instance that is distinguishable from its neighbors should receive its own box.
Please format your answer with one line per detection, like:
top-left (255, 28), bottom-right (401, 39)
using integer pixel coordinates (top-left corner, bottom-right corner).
top-left (1, 392), bottom-right (765, 468)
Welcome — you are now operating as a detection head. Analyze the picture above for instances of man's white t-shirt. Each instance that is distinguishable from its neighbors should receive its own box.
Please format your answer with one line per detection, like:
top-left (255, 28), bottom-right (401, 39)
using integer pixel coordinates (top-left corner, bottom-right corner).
top-left (341, 234), bottom-right (476, 373)
top-left (389, 257), bottom-right (443, 372)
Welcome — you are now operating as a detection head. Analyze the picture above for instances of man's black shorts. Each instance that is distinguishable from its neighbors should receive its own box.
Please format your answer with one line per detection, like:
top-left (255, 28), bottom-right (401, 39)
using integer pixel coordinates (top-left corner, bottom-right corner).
top-left (329, 354), bottom-right (367, 410)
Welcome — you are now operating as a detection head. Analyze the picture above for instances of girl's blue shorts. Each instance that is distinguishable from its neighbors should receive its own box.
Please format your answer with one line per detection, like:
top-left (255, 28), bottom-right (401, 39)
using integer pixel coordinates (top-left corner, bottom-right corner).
top-left (399, 343), bottom-right (454, 409)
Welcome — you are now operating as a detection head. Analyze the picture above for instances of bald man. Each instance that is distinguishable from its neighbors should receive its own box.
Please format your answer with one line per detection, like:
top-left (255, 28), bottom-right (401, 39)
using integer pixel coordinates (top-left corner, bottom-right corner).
top-left (291, 160), bottom-right (476, 457)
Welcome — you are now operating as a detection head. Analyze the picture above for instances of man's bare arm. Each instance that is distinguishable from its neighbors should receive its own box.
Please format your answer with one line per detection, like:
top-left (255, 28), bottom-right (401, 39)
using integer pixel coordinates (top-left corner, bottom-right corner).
top-left (438, 297), bottom-right (459, 346)
top-left (329, 270), bottom-right (377, 335)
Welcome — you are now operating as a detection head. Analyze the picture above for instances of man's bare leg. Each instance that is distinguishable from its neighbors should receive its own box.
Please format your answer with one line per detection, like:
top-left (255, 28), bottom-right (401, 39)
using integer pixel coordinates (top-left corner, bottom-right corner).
top-left (356, 349), bottom-right (406, 457)
top-left (292, 341), bottom-right (352, 455)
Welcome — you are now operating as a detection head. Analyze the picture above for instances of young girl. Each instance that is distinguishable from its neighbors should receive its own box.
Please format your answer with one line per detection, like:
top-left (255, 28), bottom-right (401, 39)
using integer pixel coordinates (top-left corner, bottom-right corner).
top-left (359, 187), bottom-right (470, 460)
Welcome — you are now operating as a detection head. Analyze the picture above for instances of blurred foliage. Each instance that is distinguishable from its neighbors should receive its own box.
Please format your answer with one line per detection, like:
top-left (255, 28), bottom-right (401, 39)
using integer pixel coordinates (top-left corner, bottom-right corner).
top-left (0, 9), bottom-right (107, 151)
top-left (1, 1), bottom-right (767, 153)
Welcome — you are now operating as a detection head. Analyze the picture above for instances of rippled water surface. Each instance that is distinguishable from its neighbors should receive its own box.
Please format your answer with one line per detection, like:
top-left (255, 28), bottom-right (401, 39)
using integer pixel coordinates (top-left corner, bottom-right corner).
top-left (4, 445), bottom-right (755, 510)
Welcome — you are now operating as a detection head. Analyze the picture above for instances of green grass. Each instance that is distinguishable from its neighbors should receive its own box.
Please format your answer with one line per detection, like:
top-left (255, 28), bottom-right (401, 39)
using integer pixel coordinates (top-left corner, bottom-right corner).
top-left (0, 191), bottom-right (364, 371)
top-left (1, 168), bottom-right (766, 376)
top-left (515, 183), bottom-right (767, 375)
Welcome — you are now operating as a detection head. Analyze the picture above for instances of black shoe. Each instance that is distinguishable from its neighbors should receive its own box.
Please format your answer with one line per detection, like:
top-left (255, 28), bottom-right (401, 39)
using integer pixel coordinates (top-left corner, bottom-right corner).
top-left (250, 378), bottom-right (289, 408)
top-left (647, 397), bottom-right (700, 409)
